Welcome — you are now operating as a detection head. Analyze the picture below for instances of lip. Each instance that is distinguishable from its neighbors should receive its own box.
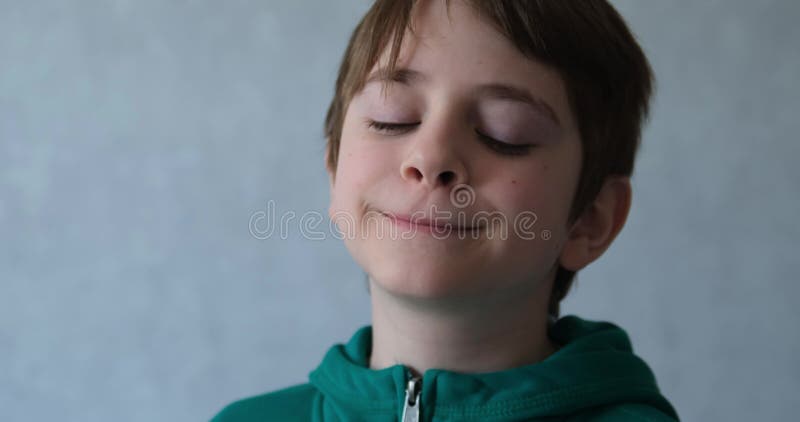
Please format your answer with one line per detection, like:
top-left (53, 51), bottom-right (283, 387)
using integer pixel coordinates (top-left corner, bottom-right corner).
top-left (379, 211), bottom-right (482, 233)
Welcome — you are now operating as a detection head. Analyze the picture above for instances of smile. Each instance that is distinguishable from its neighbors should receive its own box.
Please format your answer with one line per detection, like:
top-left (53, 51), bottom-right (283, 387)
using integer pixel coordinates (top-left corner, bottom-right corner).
top-left (378, 211), bottom-right (482, 235)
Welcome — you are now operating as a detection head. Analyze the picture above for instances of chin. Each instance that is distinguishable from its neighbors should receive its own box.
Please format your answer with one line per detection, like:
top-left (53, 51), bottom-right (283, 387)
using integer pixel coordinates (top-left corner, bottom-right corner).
top-left (343, 230), bottom-right (523, 300)
top-left (360, 249), bottom-right (488, 300)
top-left (379, 271), bottom-right (466, 299)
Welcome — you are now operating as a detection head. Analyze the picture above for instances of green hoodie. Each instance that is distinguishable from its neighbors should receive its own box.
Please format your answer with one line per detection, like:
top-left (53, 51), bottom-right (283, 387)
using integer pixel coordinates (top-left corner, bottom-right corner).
top-left (211, 315), bottom-right (678, 421)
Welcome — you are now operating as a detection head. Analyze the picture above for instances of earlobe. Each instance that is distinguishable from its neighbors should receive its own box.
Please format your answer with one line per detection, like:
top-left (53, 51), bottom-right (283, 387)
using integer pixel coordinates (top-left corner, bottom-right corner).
top-left (558, 176), bottom-right (632, 272)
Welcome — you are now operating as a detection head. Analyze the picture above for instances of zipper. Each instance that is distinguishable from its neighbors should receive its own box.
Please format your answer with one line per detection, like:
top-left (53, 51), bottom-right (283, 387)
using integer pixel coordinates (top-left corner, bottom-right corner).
top-left (401, 374), bottom-right (422, 422)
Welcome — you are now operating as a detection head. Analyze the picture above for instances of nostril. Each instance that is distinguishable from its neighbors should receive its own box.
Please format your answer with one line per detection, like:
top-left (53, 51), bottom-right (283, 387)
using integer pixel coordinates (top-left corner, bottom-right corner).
top-left (402, 164), bottom-right (463, 188)
top-left (439, 171), bottom-right (456, 186)
top-left (407, 167), bottom-right (423, 181)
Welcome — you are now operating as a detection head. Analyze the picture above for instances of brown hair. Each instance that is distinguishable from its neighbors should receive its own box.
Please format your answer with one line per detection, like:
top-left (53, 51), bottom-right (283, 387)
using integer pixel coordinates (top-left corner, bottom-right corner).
top-left (323, 0), bottom-right (654, 317)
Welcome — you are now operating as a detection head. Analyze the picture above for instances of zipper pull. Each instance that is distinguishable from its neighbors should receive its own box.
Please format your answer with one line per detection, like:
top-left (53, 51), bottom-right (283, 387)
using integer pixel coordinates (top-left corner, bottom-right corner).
top-left (401, 377), bottom-right (421, 422)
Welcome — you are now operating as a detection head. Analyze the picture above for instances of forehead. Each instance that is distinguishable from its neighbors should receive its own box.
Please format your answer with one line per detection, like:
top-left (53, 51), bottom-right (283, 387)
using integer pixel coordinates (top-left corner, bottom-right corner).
top-left (362, 0), bottom-right (577, 132)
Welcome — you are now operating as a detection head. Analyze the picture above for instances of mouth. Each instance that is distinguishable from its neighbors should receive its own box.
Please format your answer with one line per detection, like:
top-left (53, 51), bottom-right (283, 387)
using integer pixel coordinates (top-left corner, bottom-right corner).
top-left (378, 211), bottom-right (483, 234)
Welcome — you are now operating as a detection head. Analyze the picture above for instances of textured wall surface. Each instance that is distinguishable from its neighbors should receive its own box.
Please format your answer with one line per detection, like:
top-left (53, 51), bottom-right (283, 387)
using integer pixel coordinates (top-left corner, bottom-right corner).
top-left (1, 1), bottom-right (797, 421)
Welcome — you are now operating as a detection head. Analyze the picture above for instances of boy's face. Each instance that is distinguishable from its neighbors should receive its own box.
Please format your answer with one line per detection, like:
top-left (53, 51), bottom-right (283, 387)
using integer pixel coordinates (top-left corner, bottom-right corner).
top-left (328, 0), bottom-right (583, 301)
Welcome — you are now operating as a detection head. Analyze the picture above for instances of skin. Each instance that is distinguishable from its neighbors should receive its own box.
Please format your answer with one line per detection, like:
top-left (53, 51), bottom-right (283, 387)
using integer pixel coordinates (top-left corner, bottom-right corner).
top-left (326, 0), bottom-right (632, 376)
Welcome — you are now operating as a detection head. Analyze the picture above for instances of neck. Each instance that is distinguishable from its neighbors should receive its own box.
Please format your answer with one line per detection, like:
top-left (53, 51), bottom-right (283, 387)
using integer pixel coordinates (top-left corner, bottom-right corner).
top-left (367, 276), bottom-right (559, 377)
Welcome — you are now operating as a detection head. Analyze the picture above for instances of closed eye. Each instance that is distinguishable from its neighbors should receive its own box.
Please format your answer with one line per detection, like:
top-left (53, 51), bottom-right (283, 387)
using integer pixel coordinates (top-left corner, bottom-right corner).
top-left (476, 130), bottom-right (533, 157)
top-left (366, 120), bottom-right (419, 134)
top-left (366, 120), bottom-right (533, 157)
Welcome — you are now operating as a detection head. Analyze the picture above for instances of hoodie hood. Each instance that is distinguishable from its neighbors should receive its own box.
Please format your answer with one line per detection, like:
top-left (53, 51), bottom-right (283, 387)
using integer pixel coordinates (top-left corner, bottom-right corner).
top-left (309, 315), bottom-right (678, 421)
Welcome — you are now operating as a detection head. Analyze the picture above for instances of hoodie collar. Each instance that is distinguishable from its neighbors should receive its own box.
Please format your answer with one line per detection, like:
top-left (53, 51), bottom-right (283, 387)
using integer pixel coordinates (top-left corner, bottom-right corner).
top-left (309, 315), bottom-right (678, 420)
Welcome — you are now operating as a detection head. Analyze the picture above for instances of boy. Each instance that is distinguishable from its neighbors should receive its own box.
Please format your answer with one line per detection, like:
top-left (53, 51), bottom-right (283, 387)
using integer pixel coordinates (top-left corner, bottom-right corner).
top-left (213, 0), bottom-right (678, 420)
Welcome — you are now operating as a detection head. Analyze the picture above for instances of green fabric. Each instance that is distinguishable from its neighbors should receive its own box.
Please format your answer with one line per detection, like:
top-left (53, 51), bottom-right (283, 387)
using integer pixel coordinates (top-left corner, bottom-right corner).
top-left (211, 315), bottom-right (679, 421)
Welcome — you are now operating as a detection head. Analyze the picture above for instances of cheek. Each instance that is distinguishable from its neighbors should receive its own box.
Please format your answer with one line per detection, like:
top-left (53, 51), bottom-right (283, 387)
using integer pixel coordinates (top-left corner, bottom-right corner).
top-left (490, 164), bottom-right (575, 234)
top-left (330, 125), bottom-right (396, 210)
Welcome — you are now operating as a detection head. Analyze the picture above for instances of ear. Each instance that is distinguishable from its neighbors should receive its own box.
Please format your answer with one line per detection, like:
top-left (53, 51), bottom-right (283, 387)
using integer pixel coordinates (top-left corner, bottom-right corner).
top-left (559, 176), bottom-right (632, 272)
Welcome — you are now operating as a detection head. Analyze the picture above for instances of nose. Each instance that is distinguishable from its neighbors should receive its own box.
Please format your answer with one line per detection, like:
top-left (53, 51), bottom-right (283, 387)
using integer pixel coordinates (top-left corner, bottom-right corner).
top-left (400, 120), bottom-right (469, 190)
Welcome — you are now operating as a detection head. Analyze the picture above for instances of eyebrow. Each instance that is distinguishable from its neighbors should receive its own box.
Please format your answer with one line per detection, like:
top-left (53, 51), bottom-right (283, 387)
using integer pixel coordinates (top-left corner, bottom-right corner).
top-left (364, 66), bottom-right (561, 126)
top-left (366, 66), bottom-right (427, 86)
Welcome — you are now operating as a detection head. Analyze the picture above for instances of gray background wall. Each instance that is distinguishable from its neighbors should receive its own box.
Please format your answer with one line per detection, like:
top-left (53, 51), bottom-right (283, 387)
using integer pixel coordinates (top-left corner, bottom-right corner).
top-left (1, 1), bottom-right (797, 421)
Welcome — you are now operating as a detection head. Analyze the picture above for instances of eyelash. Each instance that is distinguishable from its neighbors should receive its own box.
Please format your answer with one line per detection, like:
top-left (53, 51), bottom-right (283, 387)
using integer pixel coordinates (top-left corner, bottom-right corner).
top-left (365, 120), bottom-right (533, 157)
